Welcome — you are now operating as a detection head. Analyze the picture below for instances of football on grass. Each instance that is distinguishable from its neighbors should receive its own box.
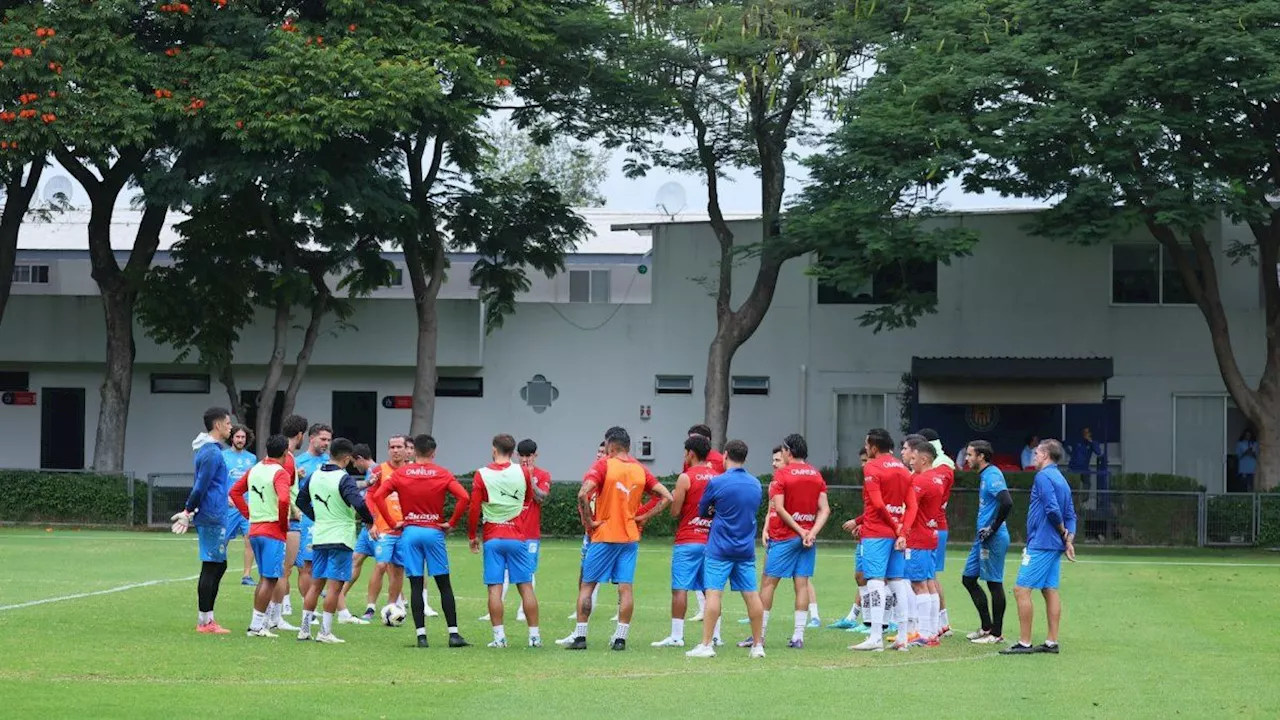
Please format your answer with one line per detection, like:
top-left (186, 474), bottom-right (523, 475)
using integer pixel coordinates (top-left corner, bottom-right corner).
top-left (381, 604), bottom-right (407, 627)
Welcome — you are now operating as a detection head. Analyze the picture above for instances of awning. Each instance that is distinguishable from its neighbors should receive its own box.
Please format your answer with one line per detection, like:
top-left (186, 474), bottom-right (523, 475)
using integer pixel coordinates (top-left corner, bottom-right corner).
top-left (911, 357), bottom-right (1113, 405)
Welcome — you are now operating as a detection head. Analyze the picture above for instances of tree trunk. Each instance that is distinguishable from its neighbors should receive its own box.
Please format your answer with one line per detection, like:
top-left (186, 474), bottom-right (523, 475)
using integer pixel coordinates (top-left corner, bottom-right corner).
top-left (0, 162), bottom-right (46, 326)
top-left (703, 332), bottom-right (736, 449)
top-left (403, 133), bottom-right (447, 437)
top-left (217, 362), bottom-right (246, 425)
top-left (280, 283), bottom-right (328, 420)
top-left (254, 299), bottom-right (291, 457)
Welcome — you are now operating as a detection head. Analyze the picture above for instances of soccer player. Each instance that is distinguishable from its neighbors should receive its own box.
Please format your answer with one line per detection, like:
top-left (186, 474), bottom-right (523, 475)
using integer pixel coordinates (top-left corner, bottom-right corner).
top-left (682, 424), bottom-right (724, 622)
top-left (222, 425), bottom-right (258, 586)
top-left (270, 413), bottom-right (309, 631)
top-left (1002, 439), bottom-right (1077, 655)
top-left (336, 443), bottom-right (377, 625)
top-left (400, 434), bottom-right (440, 618)
top-left (904, 439), bottom-right (946, 646)
top-left (964, 440), bottom-right (1014, 645)
top-left (685, 439), bottom-right (765, 659)
top-left (469, 434), bottom-right (547, 648)
top-left (751, 434), bottom-right (828, 650)
top-left (367, 434), bottom-right (469, 648)
top-left (917, 428), bottom-right (956, 469)
top-left (512, 439), bottom-right (551, 621)
top-left (292, 423), bottom-right (332, 615)
top-left (652, 434), bottom-right (719, 648)
top-left (922, 432), bottom-right (957, 637)
top-left (565, 427), bottom-right (672, 651)
top-left (171, 407), bottom-right (234, 634)
top-left (362, 435), bottom-right (409, 621)
top-left (849, 428), bottom-right (916, 652)
top-left (230, 433), bottom-right (293, 638)
top-left (295, 438), bottom-right (375, 643)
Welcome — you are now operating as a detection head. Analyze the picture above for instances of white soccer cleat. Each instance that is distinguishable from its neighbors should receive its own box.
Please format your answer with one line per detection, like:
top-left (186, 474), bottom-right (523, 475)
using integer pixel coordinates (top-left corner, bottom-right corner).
top-left (516, 612), bottom-right (527, 622)
top-left (425, 606), bottom-right (440, 618)
top-left (310, 617), bottom-right (319, 625)
top-left (685, 644), bottom-right (716, 658)
top-left (650, 636), bottom-right (685, 648)
top-left (712, 636), bottom-right (724, 647)
top-left (529, 636), bottom-right (543, 648)
top-left (479, 613), bottom-right (492, 621)
top-left (610, 613), bottom-right (619, 622)
top-left (275, 618), bottom-right (301, 632)
top-left (566, 611), bottom-right (578, 620)
top-left (851, 638), bottom-right (884, 652)
top-left (246, 627), bottom-right (277, 638)
top-left (690, 611), bottom-right (705, 622)
top-left (282, 602), bottom-right (293, 616)
top-left (966, 629), bottom-right (990, 641)
top-left (315, 632), bottom-right (345, 644)
top-left (554, 632), bottom-right (576, 646)
top-left (748, 645), bottom-right (766, 659)
top-left (296, 628), bottom-right (312, 642)
top-left (891, 641), bottom-right (910, 652)
top-left (339, 615), bottom-right (370, 625)
top-left (487, 639), bottom-right (508, 648)
top-left (971, 634), bottom-right (1005, 645)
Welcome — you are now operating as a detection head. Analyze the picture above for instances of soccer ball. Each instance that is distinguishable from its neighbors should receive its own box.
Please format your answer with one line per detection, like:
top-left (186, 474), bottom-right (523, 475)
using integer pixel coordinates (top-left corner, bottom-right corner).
top-left (381, 604), bottom-right (407, 627)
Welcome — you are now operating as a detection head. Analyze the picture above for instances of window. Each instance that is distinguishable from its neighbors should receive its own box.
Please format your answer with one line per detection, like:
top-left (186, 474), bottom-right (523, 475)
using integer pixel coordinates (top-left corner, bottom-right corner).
top-left (731, 375), bottom-right (770, 396)
top-left (816, 259), bottom-right (936, 305)
top-left (568, 269), bottom-right (611, 303)
top-left (654, 375), bottom-right (694, 395)
top-left (12, 264), bottom-right (50, 284)
top-left (386, 267), bottom-right (404, 287)
top-left (0, 371), bottom-right (29, 391)
top-left (150, 373), bottom-right (210, 394)
top-left (1111, 244), bottom-right (1203, 305)
top-left (436, 376), bottom-right (483, 398)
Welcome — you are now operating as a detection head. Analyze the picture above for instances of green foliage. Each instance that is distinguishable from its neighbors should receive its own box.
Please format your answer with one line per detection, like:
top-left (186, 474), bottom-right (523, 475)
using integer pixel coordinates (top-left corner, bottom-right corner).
top-left (482, 121), bottom-right (610, 207)
top-left (0, 471), bottom-right (142, 526)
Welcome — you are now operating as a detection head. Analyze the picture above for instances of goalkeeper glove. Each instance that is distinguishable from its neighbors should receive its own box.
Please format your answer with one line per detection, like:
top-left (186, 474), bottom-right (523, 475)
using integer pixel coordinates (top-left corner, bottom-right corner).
top-left (976, 526), bottom-right (992, 542)
top-left (170, 510), bottom-right (193, 535)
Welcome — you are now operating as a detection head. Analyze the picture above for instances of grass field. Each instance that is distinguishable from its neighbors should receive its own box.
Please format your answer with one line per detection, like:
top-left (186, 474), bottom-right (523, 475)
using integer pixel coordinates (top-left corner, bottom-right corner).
top-left (1, 528), bottom-right (1278, 718)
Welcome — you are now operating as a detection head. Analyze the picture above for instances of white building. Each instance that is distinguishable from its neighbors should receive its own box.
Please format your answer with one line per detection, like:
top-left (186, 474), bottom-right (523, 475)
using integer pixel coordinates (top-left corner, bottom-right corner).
top-left (0, 204), bottom-right (1266, 492)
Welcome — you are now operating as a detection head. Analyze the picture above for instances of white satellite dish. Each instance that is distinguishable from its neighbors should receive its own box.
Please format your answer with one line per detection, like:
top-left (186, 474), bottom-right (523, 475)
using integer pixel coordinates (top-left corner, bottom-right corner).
top-left (654, 181), bottom-right (687, 220)
top-left (42, 175), bottom-right (73, 204)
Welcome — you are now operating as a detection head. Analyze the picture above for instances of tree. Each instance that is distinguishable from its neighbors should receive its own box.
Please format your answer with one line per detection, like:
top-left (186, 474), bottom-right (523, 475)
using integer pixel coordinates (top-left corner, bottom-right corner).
top-left (482, 121), bottom-right (610, 207)
top-left (617, 0), bottom-right (876, 447)
top-left (849, 0), bottom-right (1280, 488)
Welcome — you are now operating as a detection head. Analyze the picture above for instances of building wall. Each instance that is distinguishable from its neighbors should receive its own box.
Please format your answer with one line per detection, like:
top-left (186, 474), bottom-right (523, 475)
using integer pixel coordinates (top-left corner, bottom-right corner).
top-left (0, 211), bottom-right (1268, 489)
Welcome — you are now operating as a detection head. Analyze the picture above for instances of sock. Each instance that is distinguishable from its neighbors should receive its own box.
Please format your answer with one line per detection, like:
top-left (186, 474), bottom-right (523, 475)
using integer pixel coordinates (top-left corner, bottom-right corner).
top-left (793, 611), bottom-right (808, 641)
top-left (267, 602), bottom-right (280, 626)
top-left (671, 617), bottom-right (685, 641)
top-left (397, 593), bottom-right (406, 607)
top-left (866, 580), bottom-right (886, 643)
top-left (1044, 639), bottom-right (1058, 647)
top-left (927, 594), bottom-right (941, 638)
top-left (762, 609), bottom-right (771, 638)
top-left (889, 580), bottom-right (911, 630)
top-left (713, 617), bottom-right (722, 641)
top-left (575, 622), bottom-right (589, 639)
top-left (493, 624), bottom-right (506, 643)
top-left (808, 602), bottom-right (819, 622)
top-left (448, 625), bottom-right (459, 634)
top-left (250, 610), bottom-right (265, 631)
top-left (846, 601), bottom-right (860, 621)
top-left (198, 610), bottom-right (210, 625)
top-left (338, 608), bottom-right (353, 620)
top-left (416, 627), bottom-right (426, 637)
top-left (906, 590), bottom-right (919, 637)
top-left (366, 603), bottom-right (376, 613)
top-left (529, 626), bottom-right (540, 640)
top-left (614, 622), bottom-right (630, 641)
top-left (696, 591), bottom-right (706, 614)
top-left (858, 587), bottom-right (869, 624)
top-left (302, 610), bottom-right (315, 630)
top-left (940, 607), bottom-right (950, 629)
top-left (322, 611), bottom-right (333, 635)
top-left (283, 597), bottom-right (292, 614)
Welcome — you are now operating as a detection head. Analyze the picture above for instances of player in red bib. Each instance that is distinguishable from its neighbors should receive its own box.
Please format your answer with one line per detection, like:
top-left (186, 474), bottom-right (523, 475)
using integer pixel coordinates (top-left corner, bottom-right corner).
top-left (683, 424), bottom-right (726, 475)
top-left (652, 434), bottom-right (719, 648)
top-left (480, 438), bottom-right (552, 626)
top-left (905, 439), bottom-right (947, 646)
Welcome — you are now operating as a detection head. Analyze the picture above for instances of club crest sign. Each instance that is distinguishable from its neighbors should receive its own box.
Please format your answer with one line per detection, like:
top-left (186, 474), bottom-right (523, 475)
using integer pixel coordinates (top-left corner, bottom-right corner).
top-left (965, 404), bottom-right (1000, 432)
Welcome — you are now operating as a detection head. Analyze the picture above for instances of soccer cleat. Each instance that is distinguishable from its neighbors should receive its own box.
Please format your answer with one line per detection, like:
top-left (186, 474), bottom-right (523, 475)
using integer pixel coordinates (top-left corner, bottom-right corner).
top-left (846, 624), bottom-right (872, 635)
top-left (1034, 642), bottom-right (1060, 654)
top-left (712, 636), bottom-right (724, 647)
top-left (690, 611), bottom-right (705, 622)
top-left (748, 645), bottom-right (766, 659)
top-left (339, 615), bottom-right (370, 625)
top-left (565, 637), bottom-right (588, 651)
top-left (850, 638), bottom-right (884, 652)
top-left (487, 639), bottom-right (508, 648)
top-left (275, 618), bottom-right (301, 632)
top-left (516, 612), bottom-right (527, 623)
top-left (911, 636), bottom-right (940, 648)
top-left (310, 617), bottom-right (320, 626)
top-left (610, 613), bottom-right (620, 622)
top-left (939, 625), bottom-right (954, 638)
top-left (315, 632), bottom-right (345, 644)
top-left (827, 618), bottom-right (857, 630)
top-left (735, 636), bottom-right (757, 648)
top-left (651, 636), bottom-right (685, 648)
top-left (282, 602), bottom-right (293, 616)
top-left (196, 622), bottom-right (231, 635)
top-left (685, 644), bottom-right (716, 658)
top-left (611, 638), bottom-right (626, 651)
top-left (416, 636), bottom-right (429, 649)
top-left (999, 642), bottom-right (1036, 655)
top-left (972, 634), bottom-right (1005, 645)
top-left (362, 608), bottom-right (376, 622)
top-left (296, 628), bottom-right (312, 642)
top-left (554, 633), bottom-right (576, 646)
top-left (567, 611), bottom-right (578, 620)
top-left (425, 606), bottom-right (440, 618)
top-left (966, 629), bottom-right (991, 641)
top-left (787, 639), bottom-right (804, 650)
top-left (737, 617), bottom-right (751, 625)
top-left (807, 617), bottom-right (821, 628)
top-left (246, 627), bottom-right (277, 638)
top-left (891, 641), bottom-right (910, 652)
top-left (449, 633), bottom-right (469, 648)
top-left (240, 576), bottom-right (256, 587)
top-left (529, 637), bottom-right (543, 648)
top-left (479, 613), bottom-right (491, 621)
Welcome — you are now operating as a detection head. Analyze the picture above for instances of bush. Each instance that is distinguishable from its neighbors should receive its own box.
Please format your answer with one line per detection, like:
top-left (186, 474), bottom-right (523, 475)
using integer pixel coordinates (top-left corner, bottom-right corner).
top-left (0, 470), bottom-right (143, 526)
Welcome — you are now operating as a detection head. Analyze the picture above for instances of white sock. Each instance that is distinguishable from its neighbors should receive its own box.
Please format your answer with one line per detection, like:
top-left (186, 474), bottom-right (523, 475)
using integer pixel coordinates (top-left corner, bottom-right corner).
top-left (888, 580), bottom-right (911, 629)
top-left (929, 594), bottom-right (941, 637)
top-left (338, 608), bottom-right (352, 620)
top-left (250, 610), bottom-right (265, 631)
top-left (671, 617), bottom-right (685, 641)
top-left (283, 597), bottom-right (292, 613)
top-left (762, 610), bottom-right (771, 637)
top-left (713, 617), bottom-right (722, 641)
top-left (696, 591), bottom-right (706, 613)
top-left (267, 601), bottom-right (280, 625)
top-left (529, 625), bottom-right (540, 640)
top-left (793, 611), bottom-right (808, 641)
top-left (322, 611), bottom-right (333, 635)
top-left (493, 624), bottom-right (506, 643)
top-left (614, 622), bottom-right (630, 641)
top-left (808, 602), bottom-right (819, 622)
top-left (845, 601), bottom-right (859, 621)
top-left (396, 594), bottom-right (406, 609)
top-left (302, 610), bottom-right (315, 629)
top-left (447, 625), bottom-right (458, 634)
top-left (919, 593), bottom-right (935, 638)
top-left (906, 591), bottom-right (919, 637)
top-left (866, 580), bottom-right (886, 643)
top-left (940, 607), bottom-right (950, 628)
top-left (416, 627), bottom-right (426, 637)
top-left (198, 611), bottom-right (210, 625)
top-left (575, 622), bottom-right (589, 638)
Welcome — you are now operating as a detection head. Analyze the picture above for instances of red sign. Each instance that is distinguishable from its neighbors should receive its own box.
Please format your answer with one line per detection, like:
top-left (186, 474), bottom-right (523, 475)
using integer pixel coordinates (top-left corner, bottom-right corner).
top-left (1, 391), bottom-right (36, 406)
top-left (381, 395), bottom-right (412, 410)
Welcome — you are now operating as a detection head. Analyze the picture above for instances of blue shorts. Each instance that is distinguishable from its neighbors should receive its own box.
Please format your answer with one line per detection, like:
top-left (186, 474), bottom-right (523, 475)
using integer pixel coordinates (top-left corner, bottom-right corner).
top-left (854, 542), bottom-right (864, 575)
top-left (483, 538), bottom-right (533, 585)
top-left (354, 527), bottom-right (376, 557)
top-left (196, 524), bottom-right (228, 563)
top-left (581, 534), bottom-right (590, 558)
top-left (582, 541), bottom-right (638, 585)
top-left (671, 543), bottom-right (707, 591)
top-left (312, 547), bottom-right (354, 583)
top-left (934, 530), bottom-right (949, 572)
top-left (763, 537), bottom-right (816, 578)
top-left (222, 507), bottom-right (249, 542)
top-left (295, 521), bottom-right (314, 567)
top-left (374, 533), bottom-right (402, 566)
top-left (905, 547), bottom-right (936, 582)
top-left (859, 538), bottom-right (906, 579)
top-left (704, 556), bottom-right (757, 593)
top-left (526, 540), bottom-right (541, 575)
top-left (399, 526), bottom-right (449, 578)
top-left (963, 532), bottom-right (1010, 583)
top-left (250, 536), bottom-right (286, 579)
top-left (1016, 548), bottom-right (1063, 589)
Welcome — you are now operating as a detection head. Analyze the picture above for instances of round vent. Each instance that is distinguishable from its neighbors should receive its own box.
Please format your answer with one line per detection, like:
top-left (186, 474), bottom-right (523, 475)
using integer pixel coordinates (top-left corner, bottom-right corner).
top-left (42, 175), bottom-right (73, 203)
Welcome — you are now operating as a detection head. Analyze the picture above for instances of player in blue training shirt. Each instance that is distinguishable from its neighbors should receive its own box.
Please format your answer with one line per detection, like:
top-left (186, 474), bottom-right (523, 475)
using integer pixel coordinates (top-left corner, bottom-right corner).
top-left (963, 440), bottom-right (1013, 645)
top-left (221, 425), bottom-right (258, 586)
top-left (291, 423), bottom-right (332, 626)
top-left (686, 439), bottom-right (766, 659)
top-left (171, 406), bottom-right (233, 634)
top-left (1003, 439), bottom-right (1077, 655)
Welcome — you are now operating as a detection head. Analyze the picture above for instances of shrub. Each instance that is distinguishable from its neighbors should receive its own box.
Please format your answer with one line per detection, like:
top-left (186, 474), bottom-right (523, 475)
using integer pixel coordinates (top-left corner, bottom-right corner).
top-left (0, 470), bottom-right (143, 526)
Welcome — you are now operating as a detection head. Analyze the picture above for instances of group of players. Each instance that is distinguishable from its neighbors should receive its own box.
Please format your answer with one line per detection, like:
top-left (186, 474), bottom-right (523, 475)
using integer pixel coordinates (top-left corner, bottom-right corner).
top-left (173, 407), bottom-right (1077, 656)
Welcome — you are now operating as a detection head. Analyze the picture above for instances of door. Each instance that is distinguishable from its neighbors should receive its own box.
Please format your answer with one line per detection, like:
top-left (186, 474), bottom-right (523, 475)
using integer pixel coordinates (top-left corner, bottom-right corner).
top-left (240, 390), bottom-right (285, 435)
top-left (332, 391), bottom-right (378, 447)
top-left (41, 387), bottom-right (85, 470)
top-left (1173, 395), bottom-right (1226, 493)
top-left (834, 393), bottom-right (886, 470)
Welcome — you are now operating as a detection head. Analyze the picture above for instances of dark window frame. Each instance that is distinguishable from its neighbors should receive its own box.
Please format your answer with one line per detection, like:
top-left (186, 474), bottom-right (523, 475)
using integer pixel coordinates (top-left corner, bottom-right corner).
top-left (150, 373), bottom-right (211, 394)
top-left (436, 376), bottom-right (483, 398)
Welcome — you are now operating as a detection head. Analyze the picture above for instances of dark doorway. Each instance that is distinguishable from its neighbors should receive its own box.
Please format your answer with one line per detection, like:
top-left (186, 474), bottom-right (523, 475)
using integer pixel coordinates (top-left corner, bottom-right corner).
top-left (240, 390), bottom-right (285, 436)
top-left (41, 387), bottom-right (86, 470)
top-left (332, 391), bottom-right (377, 447)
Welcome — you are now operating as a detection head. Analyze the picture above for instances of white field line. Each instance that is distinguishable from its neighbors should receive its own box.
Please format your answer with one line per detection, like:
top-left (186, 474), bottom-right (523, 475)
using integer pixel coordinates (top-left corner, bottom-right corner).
top-left (0, 575), bottom-right (199, 612)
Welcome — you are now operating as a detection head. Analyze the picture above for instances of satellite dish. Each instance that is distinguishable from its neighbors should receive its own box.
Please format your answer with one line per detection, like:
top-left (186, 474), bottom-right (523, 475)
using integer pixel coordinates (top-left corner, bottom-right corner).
top-left (42, 175), bottom-right (73, 204)
top-left (654, 181), bottom-right (687, 220)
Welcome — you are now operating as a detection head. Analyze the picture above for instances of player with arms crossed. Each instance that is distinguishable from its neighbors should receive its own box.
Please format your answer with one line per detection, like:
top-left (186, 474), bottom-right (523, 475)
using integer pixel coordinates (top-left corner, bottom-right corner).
top-left (368, 434), bottom-right (469, 648)
top-left (685, 439), bottom-right (766, 659)
top-left (172, 406), bottom-right (234, 634)
top-left (849, 428), bottom-right (917, 652)
top-left (222, 425), bottom-right (258, 586)
top-left (564, 428), bottom-right (672, 651)
top-left (1002, 439), bottom-right (1077, 655)
top-left (230, 433), bottom-right (293, 638)
top-left (904, 439), bottom-right (946, 646)
top-left (652, 434), bottom-right (719, 648)
top-left (964, 440), bottom-right (1014, 645)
